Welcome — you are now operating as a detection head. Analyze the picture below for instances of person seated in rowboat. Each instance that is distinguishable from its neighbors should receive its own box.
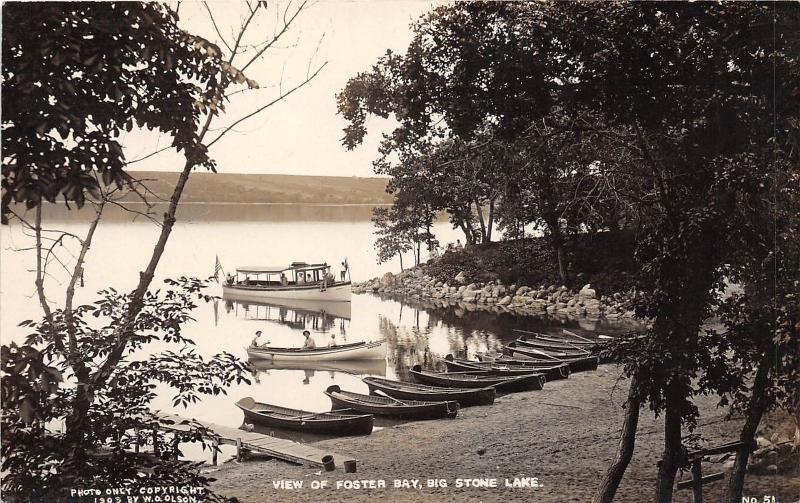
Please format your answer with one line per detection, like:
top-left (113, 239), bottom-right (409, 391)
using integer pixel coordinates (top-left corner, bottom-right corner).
top-left (297, 272), bottom-right (306, 285)
top-left (302, 330), bottom-right (316, 349)
top-left (251, 330), bottom-right (269, 348)
top-left (327, 334), bottom-right (338, 348)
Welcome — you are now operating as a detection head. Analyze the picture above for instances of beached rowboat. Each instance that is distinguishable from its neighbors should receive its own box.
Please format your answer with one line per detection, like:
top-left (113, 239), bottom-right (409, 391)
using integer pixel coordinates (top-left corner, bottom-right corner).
top-left (443, 354), bottom-right (570, 380)
top-left (362, 376), bottom-right (495, 407)
top-left (324, 385), bottom-right (459, 419)
top-left (478, 353), bottom-right (598, 373)
top-left (409, 365), bottom-right (545, 392)
top-left (235, 397), bottom-right (374, 435)
top-left (515, 335), bottom-right (596, 352)
top-left (503, 343), bottom-right (599, 372)
top-left (529, 332), bottom-right (611, 349)
top-left (246, 340), bottom-right (386, 361)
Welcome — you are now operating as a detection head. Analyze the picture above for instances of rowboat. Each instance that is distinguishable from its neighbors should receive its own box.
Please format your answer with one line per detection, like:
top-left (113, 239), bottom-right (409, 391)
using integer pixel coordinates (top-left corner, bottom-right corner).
top-left (223, 262), bottom-right (351, 302)
top-left (528, 332), bottom-right (611, 349)
top-left (362, 376), bottom-right (496, 407)
top-left (516, 335), bottom-right (595, 352)
top-left (477, 353), bottom-right (595, 373)
top-left (246, 339), bottom-right (386, 361)
top-left (324, 385), bottom-right (460, 419)
top-left (503, 343), bottom-right (599, 372)
top-left (505, 341), bottom-right (590, 359)
top-left (409, 365), bottom-right (545, 392)
top-left (516, 333), bottom-right (614, 363)
top-left (443, 354), bottom-right (570, 381)
top-left (235, 397), bottom-right (374, 435)
top-left (514, 329), bottom-right (612, 349)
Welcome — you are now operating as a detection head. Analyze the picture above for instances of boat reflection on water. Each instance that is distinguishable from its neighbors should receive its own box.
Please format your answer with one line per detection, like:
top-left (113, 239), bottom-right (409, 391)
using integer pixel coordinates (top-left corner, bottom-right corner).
top-left (223, 295), bottom-right (351, 336)
top-left (249, 358), bottom-right (387, 378)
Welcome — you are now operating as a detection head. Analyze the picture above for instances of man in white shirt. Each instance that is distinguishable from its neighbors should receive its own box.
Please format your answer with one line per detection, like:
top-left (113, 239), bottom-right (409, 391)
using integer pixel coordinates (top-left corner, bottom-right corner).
top-left (302, 330), bottom-right (316, 349)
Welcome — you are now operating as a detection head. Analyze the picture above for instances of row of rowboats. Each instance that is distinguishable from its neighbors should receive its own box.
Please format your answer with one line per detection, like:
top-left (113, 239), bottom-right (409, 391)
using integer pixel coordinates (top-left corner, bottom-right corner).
top-left (235, 329), bottom-right (611, 436)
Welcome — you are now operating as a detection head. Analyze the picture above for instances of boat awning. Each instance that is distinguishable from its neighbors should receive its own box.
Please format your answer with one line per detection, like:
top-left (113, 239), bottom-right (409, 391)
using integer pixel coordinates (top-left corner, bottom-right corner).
top-left (293, 263), bottom-right (329, 272)
top-left (236, 266), bottom-right (289, 274)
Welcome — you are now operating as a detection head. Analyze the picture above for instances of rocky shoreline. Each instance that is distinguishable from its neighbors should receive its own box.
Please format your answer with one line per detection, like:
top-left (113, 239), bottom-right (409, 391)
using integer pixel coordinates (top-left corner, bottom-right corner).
top-left (352, 266), bottom-right (640, 322)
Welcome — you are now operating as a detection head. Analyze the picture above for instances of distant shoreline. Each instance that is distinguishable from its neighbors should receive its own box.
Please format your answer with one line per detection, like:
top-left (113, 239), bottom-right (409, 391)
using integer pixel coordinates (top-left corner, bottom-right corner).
top-left (110, 201), bottom-right (393, 207)
top-left (36, 201), bottom-right (392, 207)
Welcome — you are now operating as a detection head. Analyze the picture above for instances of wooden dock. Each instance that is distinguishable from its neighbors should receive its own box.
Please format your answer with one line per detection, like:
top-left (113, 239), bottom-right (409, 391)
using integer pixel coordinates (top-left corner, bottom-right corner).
top-left (151, 413), bottom-right (357, 471)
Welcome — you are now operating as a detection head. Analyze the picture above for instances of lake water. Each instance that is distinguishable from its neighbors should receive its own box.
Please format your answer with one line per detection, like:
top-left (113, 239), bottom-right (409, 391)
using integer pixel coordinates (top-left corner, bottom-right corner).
top-left (0, 203), bottom-right (630, 461)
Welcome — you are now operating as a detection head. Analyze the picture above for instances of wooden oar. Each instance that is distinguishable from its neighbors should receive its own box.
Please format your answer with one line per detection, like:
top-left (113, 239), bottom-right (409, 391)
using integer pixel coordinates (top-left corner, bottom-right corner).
top-left (525, 348), bottom-right (560, 361)
top-left (373, 389), bottom-right (409, 406)
top-left (262, 408), bottom-right (352, 421)
top-left (563, 329), bottom-right (612, 342)
top-left (513, 328), bottom-right (544, 337)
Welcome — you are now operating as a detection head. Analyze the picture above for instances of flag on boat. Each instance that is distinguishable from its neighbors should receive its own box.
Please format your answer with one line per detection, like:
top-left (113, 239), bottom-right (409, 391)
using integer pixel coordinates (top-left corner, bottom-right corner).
top-left (214, 255), bottom-right (224, 281)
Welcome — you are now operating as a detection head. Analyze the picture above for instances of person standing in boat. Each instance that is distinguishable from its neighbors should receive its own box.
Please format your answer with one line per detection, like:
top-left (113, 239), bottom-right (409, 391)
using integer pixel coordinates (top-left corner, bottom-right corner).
top-left (302, 330), bottom-right (316, 349)
top-left (327, 334), bottom-right (337, 348)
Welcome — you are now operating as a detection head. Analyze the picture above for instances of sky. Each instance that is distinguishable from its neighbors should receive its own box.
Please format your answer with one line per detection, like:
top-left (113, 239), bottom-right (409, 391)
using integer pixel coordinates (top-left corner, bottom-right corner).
top-left (123, 0), bottom-right (441, 178)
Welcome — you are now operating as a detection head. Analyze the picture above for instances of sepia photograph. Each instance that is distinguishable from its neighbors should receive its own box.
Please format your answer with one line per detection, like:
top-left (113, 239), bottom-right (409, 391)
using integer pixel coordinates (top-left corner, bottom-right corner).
top-left (1, 1), bottom-right (798, 502)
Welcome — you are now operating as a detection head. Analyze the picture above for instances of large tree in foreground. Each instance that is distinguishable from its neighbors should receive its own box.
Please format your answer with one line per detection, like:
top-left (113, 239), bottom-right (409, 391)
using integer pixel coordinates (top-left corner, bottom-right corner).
top-left (568, 3), bottom-right (800, 502)
top-left (1, 2), bottom-right (323, 499)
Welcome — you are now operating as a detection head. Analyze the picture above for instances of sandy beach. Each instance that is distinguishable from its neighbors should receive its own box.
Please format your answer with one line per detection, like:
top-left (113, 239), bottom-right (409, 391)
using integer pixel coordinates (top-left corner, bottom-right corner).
top-left (208, 364), bottom-right (798, 503)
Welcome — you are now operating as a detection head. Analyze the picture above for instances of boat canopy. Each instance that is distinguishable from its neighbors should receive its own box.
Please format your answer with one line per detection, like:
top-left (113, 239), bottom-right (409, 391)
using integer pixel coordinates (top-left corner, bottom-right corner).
top-left (236, 263), bottom-right (329, 274)
top-left (236, 266), bottom-right (290, 274)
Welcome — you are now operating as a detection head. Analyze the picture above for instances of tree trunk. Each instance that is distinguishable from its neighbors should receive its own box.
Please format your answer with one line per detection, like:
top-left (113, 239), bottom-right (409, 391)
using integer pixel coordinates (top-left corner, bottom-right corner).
top-left (593, 373), bottom-right (642, 503)
top-left (486, 197), bottom-right (495, 243)
top-left (474, 200), bottom-right (487, 244)
top-left (458, 221), bottom-right (475, 245)
top-left (398, 252), bottom-right (404, 271)
top-left (68, 157), bottom-right (198, 438)
top-left (726, 347), bottom-right (773, 503)
top-left (544, 213), bottom-right (568, 283)
top-left (655, 391), bottom-right (684, 503)
top-left (556, 243), bottom-right (568, 284)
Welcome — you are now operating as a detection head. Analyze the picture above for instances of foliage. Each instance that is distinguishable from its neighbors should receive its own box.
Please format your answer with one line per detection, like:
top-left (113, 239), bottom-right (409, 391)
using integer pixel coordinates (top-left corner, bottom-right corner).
top-left (344, 2), bottom-right (799, 500)
top-left (372, 206), bottom-right (413, 267)
top-left (2, 277), bottom-right (251, 501)
top-left (1, 2), bottom-right (229, 217)
top-left (372, 195), bottom-right (437, 268)
top-left (425, 230), bottom-right (639, 293)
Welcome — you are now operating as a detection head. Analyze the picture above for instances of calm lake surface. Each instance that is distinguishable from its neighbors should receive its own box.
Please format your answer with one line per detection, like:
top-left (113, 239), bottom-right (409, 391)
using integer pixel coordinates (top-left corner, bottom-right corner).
top-left (0, 203), bottom-right (630, 460)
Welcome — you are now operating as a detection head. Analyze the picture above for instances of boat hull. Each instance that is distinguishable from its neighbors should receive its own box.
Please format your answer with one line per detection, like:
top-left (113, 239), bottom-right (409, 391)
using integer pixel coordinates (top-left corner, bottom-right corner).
top-left (362, 377), bottom-right (495, 407)
top-left (409, 365), bottom-right (544, 392)
top-left (503, 345), bottom-right (599, 372)
top-left (223, 282), bottom-right (351, 302)
top-left (246, 340), bottom-right (386, 361)
top-left (516, 336), bottom-right (595, 352)
top-left (235, 397), bottom-right (374, 435)
top-left (444, 356), bottom-right (570, 381)
top-left (324, 385), bottom-right (459, 419)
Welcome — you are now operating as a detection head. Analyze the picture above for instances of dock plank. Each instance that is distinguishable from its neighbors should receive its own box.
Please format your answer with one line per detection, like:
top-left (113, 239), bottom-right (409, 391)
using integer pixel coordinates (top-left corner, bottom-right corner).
top-left (152, 412), bottom-right (355, 470)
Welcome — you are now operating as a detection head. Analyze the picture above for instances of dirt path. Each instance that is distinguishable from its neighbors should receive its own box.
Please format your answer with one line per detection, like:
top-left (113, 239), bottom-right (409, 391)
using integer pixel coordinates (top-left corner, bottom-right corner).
top-left (208, 365), bottom-right (798, 502)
